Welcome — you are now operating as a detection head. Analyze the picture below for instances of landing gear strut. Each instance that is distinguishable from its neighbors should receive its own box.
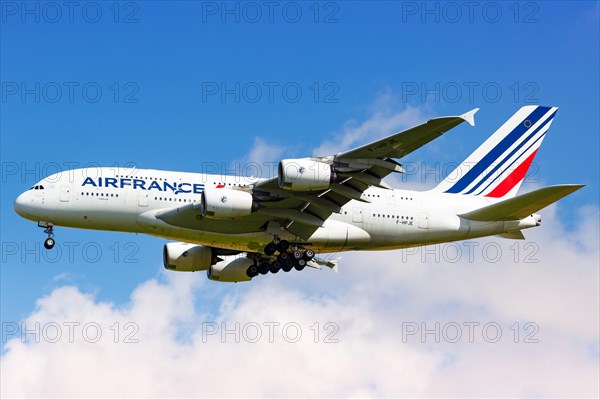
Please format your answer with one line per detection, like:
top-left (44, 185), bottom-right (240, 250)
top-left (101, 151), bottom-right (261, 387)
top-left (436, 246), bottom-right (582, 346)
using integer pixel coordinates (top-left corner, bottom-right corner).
top-left (41, 224), bottom-right (55, 250)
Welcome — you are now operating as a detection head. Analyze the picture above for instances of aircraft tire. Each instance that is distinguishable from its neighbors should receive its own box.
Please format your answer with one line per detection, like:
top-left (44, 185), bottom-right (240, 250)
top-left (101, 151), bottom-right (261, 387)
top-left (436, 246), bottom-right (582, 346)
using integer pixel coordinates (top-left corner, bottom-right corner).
top-left (44, 238), bottom-right (55, 250)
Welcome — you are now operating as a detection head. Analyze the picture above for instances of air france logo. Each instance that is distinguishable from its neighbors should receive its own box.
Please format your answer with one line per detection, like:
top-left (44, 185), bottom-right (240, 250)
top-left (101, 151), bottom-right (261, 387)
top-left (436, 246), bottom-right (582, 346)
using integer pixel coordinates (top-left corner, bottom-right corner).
top-left (81, 177), bottom-right (204, 195)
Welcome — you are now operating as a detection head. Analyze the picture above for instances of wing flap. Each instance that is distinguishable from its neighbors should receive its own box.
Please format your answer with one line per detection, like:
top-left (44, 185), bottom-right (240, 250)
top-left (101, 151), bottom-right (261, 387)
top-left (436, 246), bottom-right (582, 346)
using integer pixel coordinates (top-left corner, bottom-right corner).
top-left (459, 184), bottom-right (584, 221)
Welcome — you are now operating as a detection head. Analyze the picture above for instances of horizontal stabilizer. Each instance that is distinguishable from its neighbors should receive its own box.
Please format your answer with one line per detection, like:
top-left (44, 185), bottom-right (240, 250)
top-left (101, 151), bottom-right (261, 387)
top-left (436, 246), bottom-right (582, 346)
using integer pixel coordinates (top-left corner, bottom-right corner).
top-left (459, 184), bottom-right (584, 221)
top-left (498, 231), bottom-right (526, 240)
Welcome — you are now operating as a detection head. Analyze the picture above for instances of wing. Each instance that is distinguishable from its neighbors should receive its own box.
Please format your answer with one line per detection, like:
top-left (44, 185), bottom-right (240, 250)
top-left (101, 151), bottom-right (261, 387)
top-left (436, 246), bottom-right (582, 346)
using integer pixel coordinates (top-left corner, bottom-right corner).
top-left (336, 108), bottom-right (478, 160)
top-left (250, 109), bottom-right (479, 239)
top-left (158, 109), bottom-right (479, 242)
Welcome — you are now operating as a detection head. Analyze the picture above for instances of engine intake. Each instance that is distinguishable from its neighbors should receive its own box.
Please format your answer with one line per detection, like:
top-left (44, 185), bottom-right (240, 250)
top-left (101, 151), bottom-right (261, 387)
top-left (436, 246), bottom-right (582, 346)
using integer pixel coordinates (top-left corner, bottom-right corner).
top-left (278, 159), bottom-right (332, 191)
top-left (163, 242), bottom-right (216, 272)
top-left (200, 188), bottom-right (254, 219)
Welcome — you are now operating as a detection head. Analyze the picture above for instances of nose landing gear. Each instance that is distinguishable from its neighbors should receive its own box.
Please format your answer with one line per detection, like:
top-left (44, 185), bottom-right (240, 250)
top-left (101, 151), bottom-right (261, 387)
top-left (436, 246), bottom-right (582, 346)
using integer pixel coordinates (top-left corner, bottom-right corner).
top-left (39, 222), bottom-right (55, 249)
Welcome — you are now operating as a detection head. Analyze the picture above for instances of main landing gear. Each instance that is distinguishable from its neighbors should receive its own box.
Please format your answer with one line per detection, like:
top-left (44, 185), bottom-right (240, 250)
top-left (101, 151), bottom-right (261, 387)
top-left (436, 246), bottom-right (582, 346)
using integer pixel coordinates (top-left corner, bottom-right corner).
top-left (246, 240), bottom-right (315, 278)
top-left (39, 222), bottom-right (55, 249)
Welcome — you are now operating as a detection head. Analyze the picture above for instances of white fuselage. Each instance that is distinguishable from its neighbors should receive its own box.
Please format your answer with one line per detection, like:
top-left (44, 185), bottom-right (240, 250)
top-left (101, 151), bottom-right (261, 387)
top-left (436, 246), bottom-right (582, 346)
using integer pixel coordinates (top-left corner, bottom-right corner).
top-left (14, 168), bottom-right (538, 253)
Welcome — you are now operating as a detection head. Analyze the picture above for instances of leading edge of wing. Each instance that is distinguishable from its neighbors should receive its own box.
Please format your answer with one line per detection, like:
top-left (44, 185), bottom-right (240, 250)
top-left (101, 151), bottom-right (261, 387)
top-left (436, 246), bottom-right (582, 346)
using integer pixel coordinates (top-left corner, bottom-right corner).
top-left (334, 108), bottom-right (479, 160)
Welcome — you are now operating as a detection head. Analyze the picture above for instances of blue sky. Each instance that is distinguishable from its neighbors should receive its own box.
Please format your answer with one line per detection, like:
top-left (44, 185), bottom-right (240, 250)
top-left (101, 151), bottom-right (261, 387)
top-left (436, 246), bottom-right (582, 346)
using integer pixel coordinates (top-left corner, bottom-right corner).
top-left (1, 2), bottom-right (599, 398)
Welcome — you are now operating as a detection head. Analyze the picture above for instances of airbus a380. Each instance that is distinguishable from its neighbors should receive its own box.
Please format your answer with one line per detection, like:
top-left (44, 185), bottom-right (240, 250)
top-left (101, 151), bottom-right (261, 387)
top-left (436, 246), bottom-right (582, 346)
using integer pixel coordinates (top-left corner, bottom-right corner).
top-left (14, 106), bottom-right (583, 282)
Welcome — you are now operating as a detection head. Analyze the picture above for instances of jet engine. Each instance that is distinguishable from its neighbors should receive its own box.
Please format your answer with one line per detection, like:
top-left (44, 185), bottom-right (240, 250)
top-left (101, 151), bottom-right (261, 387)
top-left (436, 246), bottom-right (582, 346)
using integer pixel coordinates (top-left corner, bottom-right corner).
top-left (278, 159), bottom-right (332, 191)
top-left (163, 242), bottom-right (216, 272)
top-left (200, 188), bottom-right (254, 219)
top-left (207, 257), bottom-right (254, 283)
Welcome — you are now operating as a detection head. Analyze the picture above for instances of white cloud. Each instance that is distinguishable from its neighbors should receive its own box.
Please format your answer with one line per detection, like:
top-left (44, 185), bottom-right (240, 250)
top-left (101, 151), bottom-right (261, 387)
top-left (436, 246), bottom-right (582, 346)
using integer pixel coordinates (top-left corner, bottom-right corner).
top-left (312, 91), bottom-right (431, 157)
top-left (246, 137), bottom-right (287, 166)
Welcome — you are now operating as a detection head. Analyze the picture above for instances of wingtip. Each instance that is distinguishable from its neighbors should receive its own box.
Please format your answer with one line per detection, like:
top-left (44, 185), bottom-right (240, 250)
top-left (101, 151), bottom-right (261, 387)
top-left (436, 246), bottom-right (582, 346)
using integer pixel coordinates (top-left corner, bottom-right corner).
top-left (460, 108), bottom-right (479, 127)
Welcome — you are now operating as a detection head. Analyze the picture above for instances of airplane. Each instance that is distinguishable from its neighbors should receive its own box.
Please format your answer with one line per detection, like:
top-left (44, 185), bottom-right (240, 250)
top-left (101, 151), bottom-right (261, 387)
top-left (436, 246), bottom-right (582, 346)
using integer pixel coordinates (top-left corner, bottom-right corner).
top-left (14, 105), bottom-right (584, 282)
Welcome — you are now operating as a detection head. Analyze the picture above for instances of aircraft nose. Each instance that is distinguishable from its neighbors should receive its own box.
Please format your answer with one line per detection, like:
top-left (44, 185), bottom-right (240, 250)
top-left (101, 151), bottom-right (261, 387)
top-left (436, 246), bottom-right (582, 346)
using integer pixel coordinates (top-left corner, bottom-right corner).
top-left (13, 192), bottom-right (38, 221)
top-left (14, 192), bottom-right (27, 217)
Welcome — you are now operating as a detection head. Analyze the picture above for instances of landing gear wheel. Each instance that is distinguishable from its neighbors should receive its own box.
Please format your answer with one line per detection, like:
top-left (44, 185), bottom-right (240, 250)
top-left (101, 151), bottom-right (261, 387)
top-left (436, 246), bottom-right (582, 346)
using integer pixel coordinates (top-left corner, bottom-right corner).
top-left (303, 249), bottom-right (315, 260)
top-left (297, 259), bottom-right (307, 268)
top-left (44, 237), bottom-right (55, 250)
top-left (277, 240), bottom-right (290, 253)
top-left (292, 250), bottom-right (303, 260)
top-left (264, 242), bottom-right (277, 256)
top-left (246, 265), bottom-right (259, 278)
top-left (269, 262), bottom-right (281, 274)
top-left (282, 262), bottom-right (293, 272)
top-left (278, 252), bottom-right (290, 262)
top-left (294, 261), bottom-right (305, 271)
top-left (258, 262), bottom-right (270, 275)
top-left (285, 260), bottom-right (294, 270)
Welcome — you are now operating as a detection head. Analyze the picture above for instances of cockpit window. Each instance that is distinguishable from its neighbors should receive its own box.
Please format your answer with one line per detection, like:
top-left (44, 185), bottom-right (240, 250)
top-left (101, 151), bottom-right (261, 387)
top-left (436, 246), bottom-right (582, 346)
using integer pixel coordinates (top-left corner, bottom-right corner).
top-left (30, 185), bottom-right (45, 190)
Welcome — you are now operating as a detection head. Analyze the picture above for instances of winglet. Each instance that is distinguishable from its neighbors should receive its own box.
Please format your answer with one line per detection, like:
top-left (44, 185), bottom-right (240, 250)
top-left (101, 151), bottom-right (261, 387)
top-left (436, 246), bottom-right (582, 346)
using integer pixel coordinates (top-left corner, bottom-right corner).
top-left (460, 108), bottom-right (479, 127)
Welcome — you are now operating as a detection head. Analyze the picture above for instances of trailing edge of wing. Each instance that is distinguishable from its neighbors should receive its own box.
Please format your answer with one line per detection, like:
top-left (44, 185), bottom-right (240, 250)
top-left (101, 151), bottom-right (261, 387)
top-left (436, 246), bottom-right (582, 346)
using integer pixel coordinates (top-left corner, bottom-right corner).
top-left (459, 184), bottom-right (585, 221)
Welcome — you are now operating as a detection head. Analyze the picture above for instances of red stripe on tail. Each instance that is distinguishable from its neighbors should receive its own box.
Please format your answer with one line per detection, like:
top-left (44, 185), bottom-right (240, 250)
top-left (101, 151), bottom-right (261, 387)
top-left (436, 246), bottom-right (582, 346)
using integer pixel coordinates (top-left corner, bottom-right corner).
top-left (486, 150), bottom-right (538, 198)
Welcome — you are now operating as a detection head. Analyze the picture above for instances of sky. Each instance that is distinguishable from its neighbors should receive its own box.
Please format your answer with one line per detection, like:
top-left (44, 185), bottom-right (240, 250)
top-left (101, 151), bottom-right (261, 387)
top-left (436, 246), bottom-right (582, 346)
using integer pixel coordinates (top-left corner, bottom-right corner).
top-left (1, 1), bottom-right (599, 398)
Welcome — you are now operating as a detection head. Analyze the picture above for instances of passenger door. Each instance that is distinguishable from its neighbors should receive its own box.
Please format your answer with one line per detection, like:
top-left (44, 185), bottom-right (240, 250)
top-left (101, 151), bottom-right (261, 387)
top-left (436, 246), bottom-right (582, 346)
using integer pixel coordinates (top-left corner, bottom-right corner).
top-left (60, 185), bottom-right (71, 202)
top-left (138, 191), bottom-right (149, 207)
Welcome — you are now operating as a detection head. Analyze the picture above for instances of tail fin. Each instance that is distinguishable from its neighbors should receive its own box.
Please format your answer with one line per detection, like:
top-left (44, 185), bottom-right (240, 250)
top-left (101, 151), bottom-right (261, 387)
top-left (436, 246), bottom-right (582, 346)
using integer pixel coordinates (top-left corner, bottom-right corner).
top-left (435, 106), bottom-right (558, 200)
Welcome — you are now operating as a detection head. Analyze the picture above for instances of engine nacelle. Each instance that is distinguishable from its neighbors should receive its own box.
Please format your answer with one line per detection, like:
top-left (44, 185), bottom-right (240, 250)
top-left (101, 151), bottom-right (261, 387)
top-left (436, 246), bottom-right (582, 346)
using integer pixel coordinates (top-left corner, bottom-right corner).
top-left (278, 159), bottom-right (332, 191)
top-left (207, 257), bottom-right (254, 283)
top-left (163, 242), bottom-right (215, 272)
top-left (200, 188), bottom-right (253, 219)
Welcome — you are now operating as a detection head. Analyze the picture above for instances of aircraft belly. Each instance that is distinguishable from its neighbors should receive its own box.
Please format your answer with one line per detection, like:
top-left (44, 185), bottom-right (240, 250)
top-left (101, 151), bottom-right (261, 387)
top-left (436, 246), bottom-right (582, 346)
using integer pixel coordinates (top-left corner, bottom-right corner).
top-left (46, 202), bottom-right (137, 232)
top-left (308, 219), bottom-right (371, 251)
top-left (424, 212), bottom-right (466, 242)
